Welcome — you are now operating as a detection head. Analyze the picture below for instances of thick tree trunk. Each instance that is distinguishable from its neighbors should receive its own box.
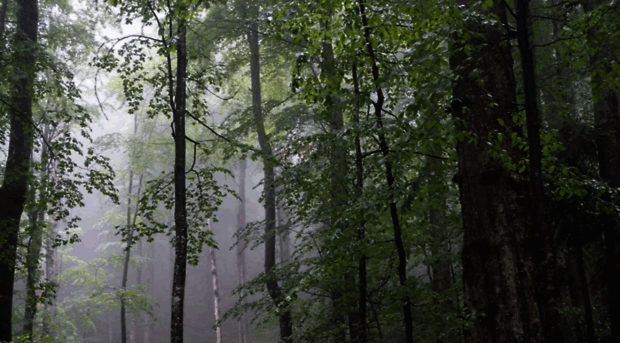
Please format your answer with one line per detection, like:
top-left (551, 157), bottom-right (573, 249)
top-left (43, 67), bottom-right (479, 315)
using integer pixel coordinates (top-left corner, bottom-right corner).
top-left (170, 16), bottom-right (189, 343)
top-left (581, 1), bottom-right (620, 339)
top-left (247, 21), bottom-right (293, 341)
top-left (236, 159), bottom-right (248, 343)
top-left (355, 1), bottom-right (412, 341)
top-left (207, 220), bottom-right (222, 343)
top-left (0, 0), bottom-right (38, 338)
top-left (449, 1), bottom-right (548, 341)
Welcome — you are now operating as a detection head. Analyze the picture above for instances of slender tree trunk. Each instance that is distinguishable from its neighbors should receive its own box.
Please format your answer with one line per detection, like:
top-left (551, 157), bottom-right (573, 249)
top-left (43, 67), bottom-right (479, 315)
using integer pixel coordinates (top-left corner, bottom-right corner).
top-left (144, 241), bottom-right (155, 343)
top-left (121, 170), bottom-right (135, 343)
top-left (170, 10), bottom-right (189, 342)
top-left (236, 159), bottom-right (248, 343)
top-left (574, 245), bottom-right (595, 343)
top-left (42, 222), bottom-right (57, 336)
top-left (352, 59), bottom-right (367, 343)
top-left (581, 1), bottom-right (620, 339)
top-left (133, 236), bottom-right (142, 343)
top-left (355, 1), bottom-right (412, 341)
top-left (450, 1), bottom-right (547, 341)
top-left (515, 1), bottom-right (564, 341)
top-left (22, 125), bottom-right (52, 339)
top-left (121, 114), bottom-right (143, 343)
top-left (247, 21), bottom-right (293, 341)
top-left (0, 0), bottom-right (38, 337)
top-left (207, 220), bottom-right (222, 343)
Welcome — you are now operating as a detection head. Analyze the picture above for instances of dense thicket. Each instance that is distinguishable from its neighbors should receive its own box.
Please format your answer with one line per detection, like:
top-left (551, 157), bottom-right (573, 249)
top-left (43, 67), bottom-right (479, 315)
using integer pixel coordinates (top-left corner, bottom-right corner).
top-left (1, 0), bottom-right (619, 342)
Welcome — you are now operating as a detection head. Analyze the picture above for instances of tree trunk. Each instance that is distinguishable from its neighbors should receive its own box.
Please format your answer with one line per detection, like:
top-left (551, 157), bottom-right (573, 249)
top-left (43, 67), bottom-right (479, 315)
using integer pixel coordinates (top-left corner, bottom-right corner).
top-left (22, 125), bottom-right (52, 339)
top-left (0, 0), bottom-right (38, 337)
top-left (143, 240), bottom-right (155, 343)
top-left (450, 1), bottom-right (547, 341)
top-left (247, 21), bottom-right (293, 341)
top-left (207, 220), bottom-right (222, 343)
top-left (122, 114), bottom-right (143, 343)
top-left (170, 15), bottom-right (189, 343)
top-left (42, 222), bottom-right (58, 336)
top-left (581, 1), bottom-right (620, 340)
top-left (351, 59), bottom-right (367, 343)
top-left (236, 159), bottom-right (248, 343)
top-left (355, 1), bottom-right (412, 341)
top-left (515, 1), bottom-right (564, 340)
top-left (121, 170), bottom-right (135, 343)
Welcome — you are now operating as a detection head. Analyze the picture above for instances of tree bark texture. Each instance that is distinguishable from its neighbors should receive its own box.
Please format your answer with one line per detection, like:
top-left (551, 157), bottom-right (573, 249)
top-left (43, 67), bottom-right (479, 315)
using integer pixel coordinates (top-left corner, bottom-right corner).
top-left (0, 0), bottom-right (38, 338)
top-left (170, 17), bottom-right (188, 343)
top-left (247, 21), bottom-right (293, 341)
top-left (450, 1), bottom-right (547, 341)
top-left (582, 1), bottom-right (620, 339)
top-left (236, 159), bottom-right (248, 343)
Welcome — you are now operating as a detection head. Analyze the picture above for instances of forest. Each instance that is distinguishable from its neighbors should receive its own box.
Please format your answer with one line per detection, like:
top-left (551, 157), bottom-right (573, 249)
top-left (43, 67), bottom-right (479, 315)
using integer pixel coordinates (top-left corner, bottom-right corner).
top-left (0, 0), bottom-right (619, 342)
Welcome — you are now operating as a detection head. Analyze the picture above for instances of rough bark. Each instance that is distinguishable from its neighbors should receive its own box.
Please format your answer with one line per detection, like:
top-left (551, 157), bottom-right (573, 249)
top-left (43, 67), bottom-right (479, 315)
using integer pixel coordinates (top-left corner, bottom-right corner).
top-left (0, 0), bottom-right (38, 338)
top-left (581, 1), bottom-right (620, 339)
top-left (207, 220), bottom-right (222, 343)
top-left (355, 1), bottom-right (412, 341)
top-left (247, 21), bottom-right (293, 341)
top-left (236, 159), bottom-right (248, 343)
top-left (170, 16), bottom-right (189, 343)
top-left (450, 1), bottom-right (546, 341)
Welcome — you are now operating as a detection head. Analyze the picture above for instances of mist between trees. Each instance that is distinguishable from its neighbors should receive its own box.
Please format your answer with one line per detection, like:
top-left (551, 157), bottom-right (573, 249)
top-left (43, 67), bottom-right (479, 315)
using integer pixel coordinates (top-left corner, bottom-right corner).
top-left (1, 0), bottom-right (619, 342)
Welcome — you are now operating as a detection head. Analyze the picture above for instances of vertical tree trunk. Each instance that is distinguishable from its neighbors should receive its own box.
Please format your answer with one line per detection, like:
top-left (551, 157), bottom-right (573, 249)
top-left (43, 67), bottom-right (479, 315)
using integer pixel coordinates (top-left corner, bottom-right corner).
top-left (170, 15), bottom-right (189, 343)
top-left (207, 220), bottom-right (222, 343)
top-left (450, 1), bottom-right (547, 341)
top-left (247, 21), bottom-right (293, 341)
top-left (0, 0), bottom-right (38, 337)
top-left (42, 222), bottom-right (58, 336)
top-left (581, 1), bottom-right (620, 339)
top-left (236, 159), bottom-right (248, 343)
top-left (351, 59), bottom-right (367, 343)
top-left (515, 1), bottom-right (564, 340)
top-left (121, 114), bottom-right (142, 343)
top-left (121, 170), bottom-right (135, 343)
top-left (22, 125), bottom-right (52, 339)
top-left (355, 1), bottom-right (412, 341)
top-left (143, 241), bottom-right (155, 343)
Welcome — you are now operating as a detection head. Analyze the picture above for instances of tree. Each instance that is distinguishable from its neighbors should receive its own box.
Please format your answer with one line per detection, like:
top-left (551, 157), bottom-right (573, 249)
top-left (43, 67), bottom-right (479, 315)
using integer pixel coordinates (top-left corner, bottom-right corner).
top-left (0, 0), bottom-right (38, 337)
